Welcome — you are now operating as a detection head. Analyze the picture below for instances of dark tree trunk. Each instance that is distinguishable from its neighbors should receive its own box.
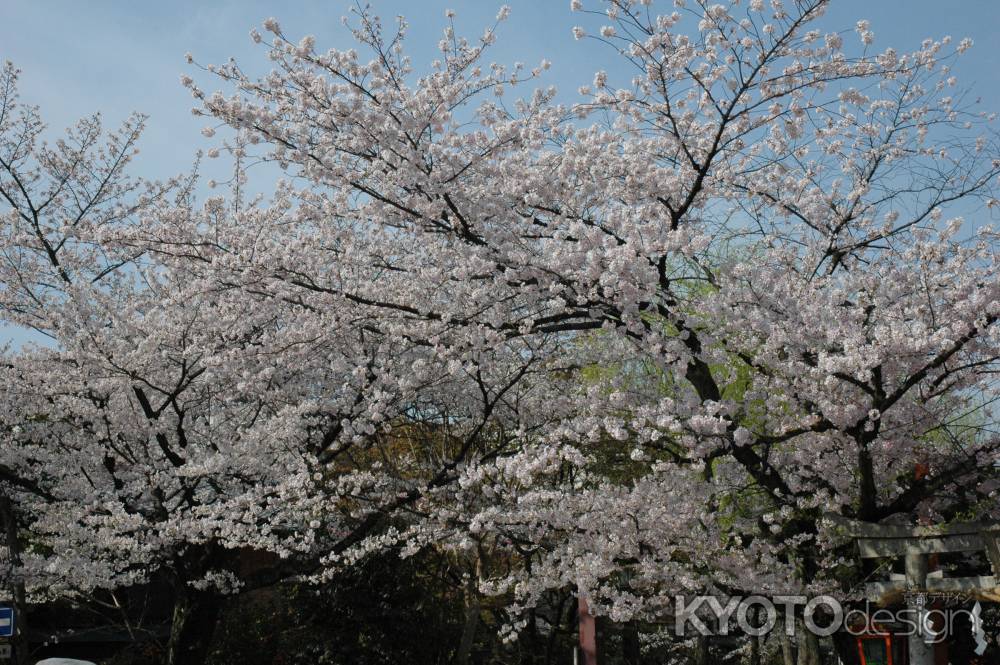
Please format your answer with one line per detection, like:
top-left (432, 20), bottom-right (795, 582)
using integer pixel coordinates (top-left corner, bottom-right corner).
top-left (795, 629), bottom-right (820, 665)
top-left (544, 592), bottom-right (571, 665)
top-left (166, 584), bottom-right (221, 665)
top-left (455, 572), bottom-right (480, 665)
top-left (832, 630), bottom-right (861, 665)
top-left (522, 607), bottom-right (539, 665)
top-left (622, 621), bottom-right (641, 665)
top-left (747, 606), bottom-right (761, 665)
top-left (690, 635), bottom-right (707, 665)
top-left (780, 633), bottom-right (796, 665)
top-left (749, 634), bottom-right (761, 665)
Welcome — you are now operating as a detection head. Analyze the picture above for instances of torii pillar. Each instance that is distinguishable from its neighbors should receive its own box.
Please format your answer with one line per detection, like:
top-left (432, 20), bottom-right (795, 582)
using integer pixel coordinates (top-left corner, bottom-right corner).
top-left (904, 550), bottom-right (933, 665)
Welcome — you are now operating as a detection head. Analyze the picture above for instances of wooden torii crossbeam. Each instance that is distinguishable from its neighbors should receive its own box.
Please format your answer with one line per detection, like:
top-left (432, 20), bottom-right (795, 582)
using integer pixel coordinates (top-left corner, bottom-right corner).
top-left (828, 515), bottom-right (1000, 665)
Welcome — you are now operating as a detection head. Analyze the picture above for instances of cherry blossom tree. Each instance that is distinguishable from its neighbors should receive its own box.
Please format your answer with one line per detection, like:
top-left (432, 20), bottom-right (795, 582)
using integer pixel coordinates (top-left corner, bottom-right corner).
top-left (176, 0), bottom-right (1000, 660)
top-left (2, 0), bottom-right (1000, 663)
top-left (0, 55), bottom-right (552, 663)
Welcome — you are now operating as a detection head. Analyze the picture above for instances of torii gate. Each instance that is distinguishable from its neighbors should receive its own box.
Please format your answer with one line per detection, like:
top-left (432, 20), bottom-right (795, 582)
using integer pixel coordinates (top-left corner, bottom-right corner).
top-left (830, 516), bottom-right (1000, 665)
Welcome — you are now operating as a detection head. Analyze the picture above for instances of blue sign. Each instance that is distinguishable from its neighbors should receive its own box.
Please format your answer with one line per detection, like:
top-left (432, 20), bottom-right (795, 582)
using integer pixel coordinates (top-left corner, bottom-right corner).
top-left (0, 607), bottom-right (13, 638)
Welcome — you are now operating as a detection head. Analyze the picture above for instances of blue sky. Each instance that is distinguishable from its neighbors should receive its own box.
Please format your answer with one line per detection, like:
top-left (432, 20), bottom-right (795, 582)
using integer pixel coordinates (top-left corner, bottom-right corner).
top-left (4, 0), bottom-right (999, 183)
top-left (2, 0), bottom-right (1000, 346)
